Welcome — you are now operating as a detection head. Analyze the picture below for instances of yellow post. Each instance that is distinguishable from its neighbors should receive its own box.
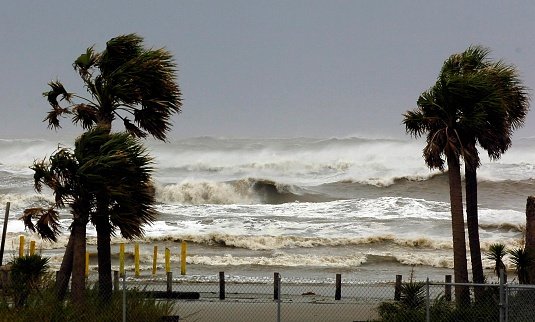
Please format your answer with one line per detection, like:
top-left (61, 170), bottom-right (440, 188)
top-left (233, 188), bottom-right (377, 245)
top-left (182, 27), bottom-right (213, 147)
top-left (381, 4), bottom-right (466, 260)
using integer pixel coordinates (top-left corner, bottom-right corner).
top-left (29, 240), bottom-right (36, 256)
top-left (85, 252), bottom-right (89, 277)
top-left (152, 245), bottom-right (158, 275)
top-left (119, 243), bottom-right (125, 276)
top-left (19, 235), bottom-right (24, 257)
top-left (181, 241), bottom-right (187, 275)
top-left (134, 243), bottom-right (140, 277)
top-left (165, 248), bottom-right (170, 273)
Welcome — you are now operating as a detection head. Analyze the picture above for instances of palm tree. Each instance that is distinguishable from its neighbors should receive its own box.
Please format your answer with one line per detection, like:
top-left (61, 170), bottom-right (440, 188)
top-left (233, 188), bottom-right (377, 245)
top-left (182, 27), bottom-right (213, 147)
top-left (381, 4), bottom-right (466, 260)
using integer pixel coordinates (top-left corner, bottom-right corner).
top-left (42, 34), bottom-right (181, 299)
top-left (486, 243), bottom-right (507, 281)
top-left (22, 128), bottom-right (156, 304)
top-left (439, 46), bottom-right (529, 294)
top-left (509, 247), bottom-right (533, 284)
top-left (403, 60), bottom-right (504, 304)
top-left (23, 146), bottom-right (91, 304)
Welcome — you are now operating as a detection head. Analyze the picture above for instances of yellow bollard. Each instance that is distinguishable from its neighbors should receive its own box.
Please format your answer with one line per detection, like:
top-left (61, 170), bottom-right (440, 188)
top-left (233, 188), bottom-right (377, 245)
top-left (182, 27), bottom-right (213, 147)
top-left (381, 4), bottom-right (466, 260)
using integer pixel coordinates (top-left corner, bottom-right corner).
top-left (30, 240), bottom-right (36, 256)
top-left (119, 243), bottom-right (125, 276)
top-left (85, 252), bottom-right (89, 277)
top-left (165, 248), bottom-right (170, 273)
top-left (19, 235), bottom-right (25, 257)
top-left (134, 243), bottom-right (140, 277)
top-left (181, 241), bottom-right (187, 275)
top-left (152, 245), bottom-right (158, 276)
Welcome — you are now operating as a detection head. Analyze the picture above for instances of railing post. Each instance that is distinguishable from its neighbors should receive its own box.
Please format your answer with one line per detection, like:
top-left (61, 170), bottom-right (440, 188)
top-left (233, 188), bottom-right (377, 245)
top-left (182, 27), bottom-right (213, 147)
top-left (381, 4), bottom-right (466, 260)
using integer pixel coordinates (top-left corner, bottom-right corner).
top-left (134, 243), bottom-right (140, 277)
top-left (276, 273), bottom-right (281, 322)
top-left (114, 270), bottom-right (119, 291)
top-left (335, 273), bottom-right (341, 300)
top-left (181, 241), bottom-right (187, 275)
top-left (445, 275), bottom-right (452, 301)
top-left (165, 248), bottom-right (171, 273)
top-left (167, 271), bottom-right (173, 293)
top-left (119, 243), bottom-right (125, 277)
top-left (122, 272), bottom-right (126, 322)
top-left (426, 277), bottom-right (430, 322)
top-left (394, 274), bottom-right (402, 300)
top-left (19, 235), bottom-right (25, 257)
top-left (0, 202), bottom-right (11, 266)
top-left (152, 245), bottom-right (158, 276)
top-left (219, 271), bottom-right (225, 300)
top-left (499, 269), bottom-right (505, 322)
top-left (274, 272), bottom-right (280, 300)
top-left (85, 252), bottom-right (90, 278)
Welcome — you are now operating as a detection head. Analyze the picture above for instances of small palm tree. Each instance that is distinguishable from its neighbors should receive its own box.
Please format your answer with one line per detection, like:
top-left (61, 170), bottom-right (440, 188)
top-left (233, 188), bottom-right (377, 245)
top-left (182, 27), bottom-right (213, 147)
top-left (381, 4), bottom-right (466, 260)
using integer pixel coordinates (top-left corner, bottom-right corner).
top-left (23, 128), bottom-right (156, 303)
top-left (487, 243), bottom-right (507, 280)
top-left (509, 247), bottom-right (533, 284)
top-left (9, 254), bottom-right (50, 307)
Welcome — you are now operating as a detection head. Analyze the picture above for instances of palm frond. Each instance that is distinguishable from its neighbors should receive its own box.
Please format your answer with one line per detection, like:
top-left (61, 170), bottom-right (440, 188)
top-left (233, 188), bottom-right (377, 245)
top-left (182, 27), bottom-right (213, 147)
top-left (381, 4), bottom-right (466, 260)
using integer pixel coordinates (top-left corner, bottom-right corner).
top-left (98, 34), bottom-right (144, 77)
top-left (44, 106), bottom-right (71, 130)
top-left (73, 46), bottom-right (99, 79)
top-left (72, 103), bottom-right (98, 129)
top-left (20, 207), bottom-right (61, 242)
top-left (123, 118), bottom-right (148, 139)
top-left (43, 81), bottom-right (72, 107)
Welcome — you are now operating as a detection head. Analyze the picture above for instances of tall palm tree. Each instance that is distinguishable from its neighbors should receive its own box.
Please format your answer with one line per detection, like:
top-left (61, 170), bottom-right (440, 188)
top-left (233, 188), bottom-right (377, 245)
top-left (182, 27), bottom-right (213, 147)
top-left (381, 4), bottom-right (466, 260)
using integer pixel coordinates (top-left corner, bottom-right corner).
top-left (42, 34), bottom-right (181, 299)
top-left (22, 128), bottom-right (156, 304)
top-left (439, 46), bottom-right (529, 295)
top-left (403, 62), bottom-right (502, 304)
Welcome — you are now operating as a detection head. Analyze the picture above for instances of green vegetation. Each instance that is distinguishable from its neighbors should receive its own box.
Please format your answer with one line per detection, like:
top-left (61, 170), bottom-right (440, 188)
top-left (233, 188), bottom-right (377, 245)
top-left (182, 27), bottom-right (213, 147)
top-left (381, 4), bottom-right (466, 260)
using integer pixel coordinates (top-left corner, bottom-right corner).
top-left (0, 281), bottom-right (175, 322)
top-left (486, 243), bottom-right (507, 279)
top-left (377, 279), bottom-right (500, 321)
top-left (1, 254), bottom-right (174, 321)
top-left (509, 247), bottom-right (534, 284)
top-left (8, 255), bottom-right (50, 307)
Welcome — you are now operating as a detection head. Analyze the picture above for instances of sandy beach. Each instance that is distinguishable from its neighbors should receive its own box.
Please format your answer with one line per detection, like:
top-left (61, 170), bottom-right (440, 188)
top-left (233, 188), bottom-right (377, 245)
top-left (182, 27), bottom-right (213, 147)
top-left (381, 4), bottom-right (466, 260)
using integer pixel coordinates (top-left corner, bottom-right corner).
top-left (119, 278), bottom-right (398, 322)
top-left (174, 300), bottom-right (380, 322)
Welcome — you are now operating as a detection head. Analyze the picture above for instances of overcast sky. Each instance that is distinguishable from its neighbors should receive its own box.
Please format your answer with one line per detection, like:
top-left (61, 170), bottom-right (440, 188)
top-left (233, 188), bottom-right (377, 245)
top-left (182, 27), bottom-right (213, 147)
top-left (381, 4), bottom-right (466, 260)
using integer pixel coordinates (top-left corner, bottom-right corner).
top-left (1, 1), bottom-right (535, 140)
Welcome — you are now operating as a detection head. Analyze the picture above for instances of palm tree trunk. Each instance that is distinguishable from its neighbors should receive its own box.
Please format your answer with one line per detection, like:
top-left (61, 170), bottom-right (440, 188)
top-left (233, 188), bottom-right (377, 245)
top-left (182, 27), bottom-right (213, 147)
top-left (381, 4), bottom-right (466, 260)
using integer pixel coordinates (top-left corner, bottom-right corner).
top-left (70, 218), bottom-right (86, 305)
top-left (56, 231), bottom-right (74, 300)
top-left (96, 211), bottom-right (113, 301)
top-left (525, 196), bottom-right (535, 284)
top-left (94, 124), bottom-right (114, 301)
top-left (446, 153), bottom-right (470, 305)
top-left (465, 165), bottom-right (484, 301)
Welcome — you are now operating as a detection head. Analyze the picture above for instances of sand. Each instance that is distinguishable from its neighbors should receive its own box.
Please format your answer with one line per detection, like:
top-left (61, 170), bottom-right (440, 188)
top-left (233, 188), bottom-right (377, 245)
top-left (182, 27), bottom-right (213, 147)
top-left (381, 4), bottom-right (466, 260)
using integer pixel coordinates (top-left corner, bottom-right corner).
top-left (174, 299), bottom-right (380, 322)
top-left (145, 282), bottom-right (386, 322)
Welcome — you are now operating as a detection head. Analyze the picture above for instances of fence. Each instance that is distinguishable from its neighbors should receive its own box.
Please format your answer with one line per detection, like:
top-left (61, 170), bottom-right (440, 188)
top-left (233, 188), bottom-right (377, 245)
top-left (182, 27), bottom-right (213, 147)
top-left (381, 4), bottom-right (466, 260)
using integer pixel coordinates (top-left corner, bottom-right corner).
top-left (85, 271), bottom-right (535, 322)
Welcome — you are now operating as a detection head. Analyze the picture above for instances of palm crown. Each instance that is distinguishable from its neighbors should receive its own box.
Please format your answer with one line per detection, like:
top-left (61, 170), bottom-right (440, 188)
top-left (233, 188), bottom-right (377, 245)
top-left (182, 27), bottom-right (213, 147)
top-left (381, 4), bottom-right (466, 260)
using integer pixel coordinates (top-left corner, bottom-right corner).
top-left (43, 34), bottom-right (182, 141)
top-left (23, 127), bottom-right (156, 241)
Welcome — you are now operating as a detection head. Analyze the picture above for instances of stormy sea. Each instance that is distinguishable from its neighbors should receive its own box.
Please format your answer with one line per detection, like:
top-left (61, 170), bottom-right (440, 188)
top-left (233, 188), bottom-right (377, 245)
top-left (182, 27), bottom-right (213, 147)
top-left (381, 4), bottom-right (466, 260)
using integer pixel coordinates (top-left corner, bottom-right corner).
top-left (0, 136), bottom-right (533, 284)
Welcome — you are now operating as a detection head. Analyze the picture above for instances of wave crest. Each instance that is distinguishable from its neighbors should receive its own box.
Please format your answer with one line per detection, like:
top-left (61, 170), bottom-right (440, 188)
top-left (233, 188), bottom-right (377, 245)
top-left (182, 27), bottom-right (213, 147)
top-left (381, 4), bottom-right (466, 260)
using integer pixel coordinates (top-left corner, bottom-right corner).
top-left (155, 178), bottom-right (332, 205)
top-left (143, 233), bottom-right (453, 251)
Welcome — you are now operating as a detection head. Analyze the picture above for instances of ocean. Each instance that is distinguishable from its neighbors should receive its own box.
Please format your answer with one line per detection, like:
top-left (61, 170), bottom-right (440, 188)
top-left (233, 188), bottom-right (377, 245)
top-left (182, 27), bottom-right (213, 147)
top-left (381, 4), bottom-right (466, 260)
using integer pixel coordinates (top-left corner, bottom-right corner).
top-left (0, 136), bottom-right (533, 284)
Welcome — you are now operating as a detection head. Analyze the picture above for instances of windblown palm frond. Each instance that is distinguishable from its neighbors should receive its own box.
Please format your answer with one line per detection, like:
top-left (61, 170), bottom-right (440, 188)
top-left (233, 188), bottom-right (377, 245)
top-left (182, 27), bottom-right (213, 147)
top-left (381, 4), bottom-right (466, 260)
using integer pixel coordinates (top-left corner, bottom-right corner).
top-left (21, 207), bottom-right (61, 242)
top-left (43, 33), bottom-right (182, 141)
